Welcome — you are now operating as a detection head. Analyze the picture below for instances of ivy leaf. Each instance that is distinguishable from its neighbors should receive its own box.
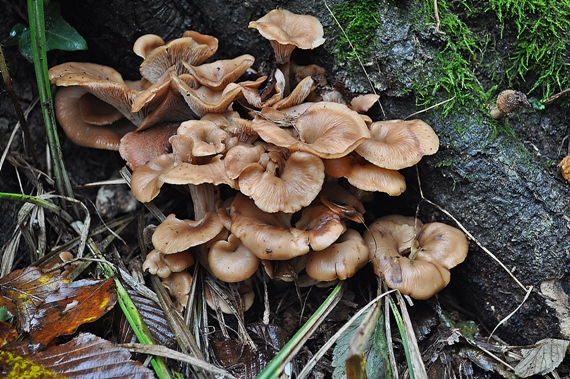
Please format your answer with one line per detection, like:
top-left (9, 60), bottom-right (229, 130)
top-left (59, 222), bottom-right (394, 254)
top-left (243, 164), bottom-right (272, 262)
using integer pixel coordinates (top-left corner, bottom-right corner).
top-left (19, 1), bottom-right (87, 61)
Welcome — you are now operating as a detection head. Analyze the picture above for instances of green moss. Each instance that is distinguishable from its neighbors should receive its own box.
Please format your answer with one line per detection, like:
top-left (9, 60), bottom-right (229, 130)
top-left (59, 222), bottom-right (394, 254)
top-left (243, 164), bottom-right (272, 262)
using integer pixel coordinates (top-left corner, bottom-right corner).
top-left (488, 0), bottom-right (570, 98)
top-left (330, 0), bottom-right (381, 61)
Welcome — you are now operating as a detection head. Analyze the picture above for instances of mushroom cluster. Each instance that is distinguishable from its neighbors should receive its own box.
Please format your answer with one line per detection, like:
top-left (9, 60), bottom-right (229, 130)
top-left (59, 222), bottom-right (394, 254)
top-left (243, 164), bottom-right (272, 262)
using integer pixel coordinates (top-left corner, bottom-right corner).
top-left (49, 9), bottom-right (468, 309)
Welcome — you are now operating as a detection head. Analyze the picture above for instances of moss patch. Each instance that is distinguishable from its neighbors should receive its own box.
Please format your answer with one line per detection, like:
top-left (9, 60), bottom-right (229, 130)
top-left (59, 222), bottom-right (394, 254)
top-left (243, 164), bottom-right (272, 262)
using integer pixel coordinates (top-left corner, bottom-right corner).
top-left (330, 0), bottom-right (381, 61)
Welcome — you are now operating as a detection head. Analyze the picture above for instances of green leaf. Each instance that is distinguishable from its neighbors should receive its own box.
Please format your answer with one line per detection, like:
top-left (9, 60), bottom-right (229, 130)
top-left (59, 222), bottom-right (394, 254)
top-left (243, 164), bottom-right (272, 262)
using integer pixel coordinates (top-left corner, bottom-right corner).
top-left (19, 1), bottom-right (87, 61)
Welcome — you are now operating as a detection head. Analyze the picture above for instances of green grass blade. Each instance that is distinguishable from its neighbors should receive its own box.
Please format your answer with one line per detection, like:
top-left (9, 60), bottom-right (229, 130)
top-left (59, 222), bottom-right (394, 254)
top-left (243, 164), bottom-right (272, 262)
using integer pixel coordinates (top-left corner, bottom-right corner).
top-left (27, 0), bottom-right (75, 203)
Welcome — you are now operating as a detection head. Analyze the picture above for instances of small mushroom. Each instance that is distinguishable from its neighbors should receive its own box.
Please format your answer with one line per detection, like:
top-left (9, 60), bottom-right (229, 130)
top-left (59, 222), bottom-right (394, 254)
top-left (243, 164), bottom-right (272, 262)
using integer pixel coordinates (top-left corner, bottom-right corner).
top-left (183, 54), bottom-right (255, 90)
top-left (305, 229), bottom-right (369, 282)
top-left (119, 123), bottom-right (178, 170)
top-left (489, 90), bottom-right (531, 119)
top-left (208, 234), bottom-right (260, 282)
top-left (355, 119), bottom-right (439, 170)
top-left (143, 249), bottom-right (195, 278)
top-left (558, 155), bottom-right (570, 183)
top-left (152, 212), bottom-right (224, 255)
top-left (205, 282), bottom-right (255, 314)
top-left (364, 215), bottom-right (469, 300)
top-left (130, 153), bottom-right (176, 202)
top-left (162, 271), bottom-right (193, 311)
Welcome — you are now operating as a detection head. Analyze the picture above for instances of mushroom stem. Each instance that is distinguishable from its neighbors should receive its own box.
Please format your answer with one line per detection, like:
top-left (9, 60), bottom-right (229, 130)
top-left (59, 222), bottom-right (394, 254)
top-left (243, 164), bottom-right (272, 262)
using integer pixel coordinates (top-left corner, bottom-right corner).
top-left (188, 183), bottom-right (218, 218)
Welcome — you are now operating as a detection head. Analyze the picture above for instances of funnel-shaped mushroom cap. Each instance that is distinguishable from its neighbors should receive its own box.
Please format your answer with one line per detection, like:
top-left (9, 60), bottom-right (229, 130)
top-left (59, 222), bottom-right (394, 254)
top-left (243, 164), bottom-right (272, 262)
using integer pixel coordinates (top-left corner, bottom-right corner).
top-left (364, 215), bottom-right (468, 300)
top-left (356, 119), bottom-right (439, 170)
top-left (184, 54), bottom-right (255, 90)
top-left (208, 234), bottom-right (260, 282)
top-left (252, 102), bottom-right (371, 158)
top-left (249, 9), bottom-right (325, 64)
top-left (152, 212), bottom-right (224, 255)
top-left (140, 32), bottom-right (218, 83)
top-left (306, 229), bottom-right (369, 281)
top-left (54, 86), bottom-right (136, 150)
top-left (230, 147), bottom-right (325, 213)
top-left (49, 62), bottom-right (145, 126)
top-left (324, 155), bottom-right (406, 196)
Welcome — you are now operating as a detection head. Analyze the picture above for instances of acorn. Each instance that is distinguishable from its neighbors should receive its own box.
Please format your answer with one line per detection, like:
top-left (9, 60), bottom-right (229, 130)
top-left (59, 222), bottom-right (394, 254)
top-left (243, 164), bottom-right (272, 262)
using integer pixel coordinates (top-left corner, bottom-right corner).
top-left (490, 90), bottom-right (531, 119)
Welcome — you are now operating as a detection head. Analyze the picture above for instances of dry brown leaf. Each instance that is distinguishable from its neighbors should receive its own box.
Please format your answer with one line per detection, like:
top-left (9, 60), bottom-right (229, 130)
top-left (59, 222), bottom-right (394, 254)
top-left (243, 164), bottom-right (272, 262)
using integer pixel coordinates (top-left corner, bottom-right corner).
top-left (0, 320), bottom-right (18, 348)
top-left (28, 278), bottom-right (117, 350)
top-left (514, 338), bottom-right (570, 378)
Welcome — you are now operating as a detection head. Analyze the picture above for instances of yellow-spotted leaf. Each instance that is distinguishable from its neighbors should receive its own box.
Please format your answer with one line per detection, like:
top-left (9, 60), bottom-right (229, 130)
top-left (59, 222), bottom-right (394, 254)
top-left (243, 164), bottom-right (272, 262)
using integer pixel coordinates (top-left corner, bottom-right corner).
top-left (0, 349), bottom-right (65, 378)
top-left (0, 267), bottom-right (62, 332)
top-left (28, 278), bottom-right (117, 350)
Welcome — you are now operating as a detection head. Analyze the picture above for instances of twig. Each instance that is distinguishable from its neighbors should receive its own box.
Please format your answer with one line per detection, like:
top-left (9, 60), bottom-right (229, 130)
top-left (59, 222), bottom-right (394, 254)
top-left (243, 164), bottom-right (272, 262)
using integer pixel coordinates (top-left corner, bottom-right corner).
top-left (433, 0), bottom-right (446, 34)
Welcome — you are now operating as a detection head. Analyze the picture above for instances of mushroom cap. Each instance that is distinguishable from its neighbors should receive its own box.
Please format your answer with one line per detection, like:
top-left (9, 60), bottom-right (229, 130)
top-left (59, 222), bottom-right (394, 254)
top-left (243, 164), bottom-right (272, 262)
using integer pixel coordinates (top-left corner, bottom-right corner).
top-left (559, 155), bottom-right (570, 183)
top-left (349, 94), bottom-right (380, 113)
top-left (130, 153), bottom-right (176, 202)
top-left (306, 229), bottom-right (369, 281)
top-left (143, 249), bottom-right (195, 278)
top-left (152, 212), bottom-right (224, 255)
top-left (133, 34), bottom-right (165, 59)
top-left (205, 282), bottom-right (255, 314)
top-left (364, 215), bottom-right (468, 300)
top-left (162, 271), bottom-right (193, 311)
top-left (252, 102), bottom-right (371, 158)
top-left (236, 149), bottom-right (325, 213)
top-left (229, 193), bottom-right (310, 260)
top-left (324, 155), bottom-right (407, 196)
top-left (119, 123), bottom-right (178, 170)
top-left (248, 9), bottom-right (325, 63)
top-left (54, 86), bottom-right (136, 150)
top-left (171, 73), bottom-right (242, 117)
top-left (208, 234), bottom-right (260, 282)
top-left (294, 204), bottom-right (346, 251)
top-left (170, 120), bottom-right (232, 161)
top-left (184, 54), bottom-right (255, 90)
top-left (139, 32), bottom-right (218, 83)
top-left (49, 62), bottom-right (145, 126)
top-left (355, 119), bottom-right (439, 170)
top-left (159, 155), bottom-right (236, 188)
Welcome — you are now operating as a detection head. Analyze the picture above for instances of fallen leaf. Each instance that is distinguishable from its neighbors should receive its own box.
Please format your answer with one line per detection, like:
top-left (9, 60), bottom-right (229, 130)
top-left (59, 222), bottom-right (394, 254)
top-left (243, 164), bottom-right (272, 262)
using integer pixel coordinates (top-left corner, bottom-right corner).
top-left (0, 349), bottom-right (65, 378)
top-left (514, 338), bottom-right (570, 378)
top-left (4, 333), bottom-right (154, 378)
top-left (28, 278), bottom-right (117, 350)
top-left (0, 267), bottom-right (62, 331)
top-left (0, 320), bottom-right (18, 347)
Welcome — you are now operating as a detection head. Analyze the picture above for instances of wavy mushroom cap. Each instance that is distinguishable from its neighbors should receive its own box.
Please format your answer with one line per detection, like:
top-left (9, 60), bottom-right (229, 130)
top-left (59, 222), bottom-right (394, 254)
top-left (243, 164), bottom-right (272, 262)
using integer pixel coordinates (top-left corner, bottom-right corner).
top-left (235, 149), bottom-right (325, 213)
top-left (324, 155), bottom-right (407, 196)
top-left (248, 9), bottom-right (325, 64)
top-left (306, 229), bottom-right (369, 282)
top-left (49, 62), bottom-right (146, 126)
top-left (294, 204), bottom-right (346, 251)
top-left (184, 54), bottom-right (255, 90)
top-left (162, 271), bottom-right (193, 312)
top-left (158, 155), bottom-right (236, 188)
top-left (349, 94), bottom-right (380, 113)
top-left (143, 249), bottom-right (195, 278)
top-left (252, 102), bottom-right (371, 158)
top-left (356, 119), bottom-right (439, 170)
top-left (152, 212), bottom-right (224, 255)
top-left (139, 32), bottom-right (218, 83)
top-left (170, 120), bottom-right (232, 161)
top-left (208, 234), bottom-right (260, 282)
top-left (364, 215), bottom-right (468, 300)
top-left (130, 153), bottom-right (176, 202)
top-left (133, 34), bottom-right (165, 59)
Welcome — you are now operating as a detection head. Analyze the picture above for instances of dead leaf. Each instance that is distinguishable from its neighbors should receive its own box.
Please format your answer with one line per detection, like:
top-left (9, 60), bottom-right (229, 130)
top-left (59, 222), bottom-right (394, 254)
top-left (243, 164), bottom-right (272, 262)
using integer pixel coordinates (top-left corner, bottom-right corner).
top-left (0, 320), bottom-right (18, 347)
top-left (0, 349), bottom-right (65, 378)
top-left (4, 332), bottom-right (154, 378)
top-left (28, 278), bottom-right (117, 350)
top-left (0, 267), bottom-right (62, 331)
top-left (514, 338), bottom-right (570, 378)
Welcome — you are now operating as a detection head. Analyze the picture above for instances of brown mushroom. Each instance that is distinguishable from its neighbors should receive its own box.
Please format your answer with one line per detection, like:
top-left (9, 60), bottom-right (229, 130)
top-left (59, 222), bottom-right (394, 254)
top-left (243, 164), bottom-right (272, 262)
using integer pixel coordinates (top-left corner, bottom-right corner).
top-left (355, 119), bottom-right (440, 170)
top-left (205, 282), bottom-right (255, 314)
top-left (143, 249), bottom-right (195, 278)
top-left (119, 123), bottom-right (178, 170)
top-left (208, 234), bottom-right (260, 282)
top-left (252, 102), bottom-right (371, 159)
top-left (183, 54), bottom-right (255, 90)
top-left (152, 212), bottom-right (224, 255)
top-left (130, 153), bottom-right (176, 202)
top-left (162, 271), bottom-right (193, 312)
top-left (305, 229), bottom-right (369, 281)
top-left (170, 119), bottom-right (233, 161)
top-left (323, 155), bottom-right (407, 196)
top-left (53, 86), bottom-right (136, 150)
top-left (248, 9), bottom-right (325, 65)
top-left (133, 34), bottom-right (165, 59)
top-left (559, 155), bottom-right (570, 183)
top-left (364, 215), bottom-right (469, 300)
top-left (489, 90), bottom-right (531, 119)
